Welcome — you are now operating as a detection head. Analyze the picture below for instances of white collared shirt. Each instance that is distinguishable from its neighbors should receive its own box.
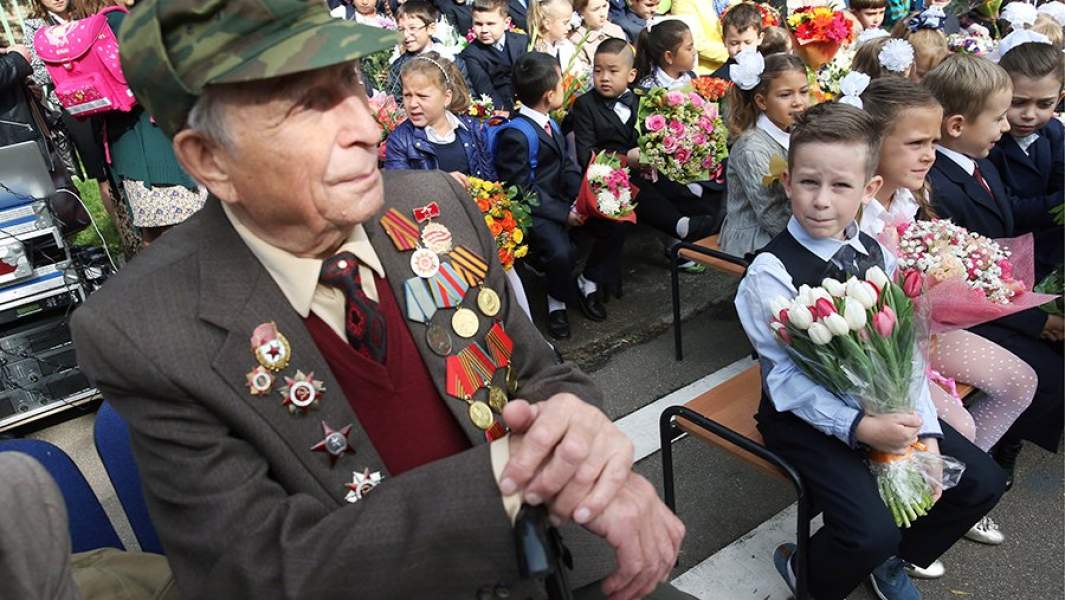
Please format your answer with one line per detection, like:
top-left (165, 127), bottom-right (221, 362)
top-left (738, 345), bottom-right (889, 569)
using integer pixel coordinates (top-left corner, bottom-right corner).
top-left (222, 204), bottom-right (385, 342)
top-left (493, 37), bottom-right (507, 52)
top-left (936, 144), bottom-right (976, 176)
top-left (652, 67), bottom-right (692, 90)
top-left (611, 92), bottom-right (632, 124)
top-left (859, 188), bottom-right (920, 237)
top-left (1015, 133), bottom-right (1040, 155)
top-left (518, 104), bottom-right (552, 131)
top-left (756, 113), bottom-right (790, 150)
top-left (425, 111), bottom-right (467, 145)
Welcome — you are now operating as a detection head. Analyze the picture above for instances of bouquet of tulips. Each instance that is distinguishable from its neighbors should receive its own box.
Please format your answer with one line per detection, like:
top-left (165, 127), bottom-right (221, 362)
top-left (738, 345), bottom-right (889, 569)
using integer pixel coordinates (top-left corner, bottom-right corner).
top-left (767, 266), bottom-right (965, 527)
top-left (467, 177), bottom-right (538, 270)
top-left (637, 87), bottom-right (730, 184)
top-left (575, 151), bottom-right (639, 223)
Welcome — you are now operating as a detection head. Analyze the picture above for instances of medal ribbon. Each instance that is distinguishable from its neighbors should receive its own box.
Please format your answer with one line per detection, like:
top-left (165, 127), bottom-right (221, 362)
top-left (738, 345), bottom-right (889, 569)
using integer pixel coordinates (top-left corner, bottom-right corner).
top-left (446, 355), bottom-right (476, 399)
top-left (403, 277), bottom-right (437, 323)
top-left (460, 342), bottom-right (497, 384)
top-left (485, 322), bottom-right (514, 368)
top-left (413, 202), bottom-right (441, 223)
top-left (449, 245), bottom-right (488, 287)
top-left (429, 262), bottom-right (470, 308)
top-left (380, 209), bottom-right (420, 251)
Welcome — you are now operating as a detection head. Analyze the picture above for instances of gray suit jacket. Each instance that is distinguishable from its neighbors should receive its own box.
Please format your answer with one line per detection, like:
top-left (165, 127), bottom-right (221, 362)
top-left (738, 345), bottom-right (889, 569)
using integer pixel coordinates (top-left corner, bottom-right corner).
top-left (71, 170), bottom-right (614, 599)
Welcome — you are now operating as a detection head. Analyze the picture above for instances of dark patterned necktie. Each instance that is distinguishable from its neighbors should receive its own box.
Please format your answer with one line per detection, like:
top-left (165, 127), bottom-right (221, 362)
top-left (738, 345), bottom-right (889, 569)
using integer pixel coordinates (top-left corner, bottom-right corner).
top-left (832, 244), bottom-right (862, 278)
top-left (319, 252), bottom-right (387, 364)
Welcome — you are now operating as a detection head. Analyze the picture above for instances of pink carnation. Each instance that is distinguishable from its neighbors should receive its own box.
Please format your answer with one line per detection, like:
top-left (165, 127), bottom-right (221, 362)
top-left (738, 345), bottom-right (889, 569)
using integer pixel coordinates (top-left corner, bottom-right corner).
top-left (645, 114), bottom-right (667, 132)
top-left (665, 91), bottom-right (686, 106)
top-left (668, 119), bottom-right (686, 136)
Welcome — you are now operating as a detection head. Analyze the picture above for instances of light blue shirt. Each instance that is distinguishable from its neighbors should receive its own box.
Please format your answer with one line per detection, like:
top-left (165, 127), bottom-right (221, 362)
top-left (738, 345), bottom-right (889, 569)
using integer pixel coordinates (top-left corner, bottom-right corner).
top-left (735, 217), bottom-right (942, 447)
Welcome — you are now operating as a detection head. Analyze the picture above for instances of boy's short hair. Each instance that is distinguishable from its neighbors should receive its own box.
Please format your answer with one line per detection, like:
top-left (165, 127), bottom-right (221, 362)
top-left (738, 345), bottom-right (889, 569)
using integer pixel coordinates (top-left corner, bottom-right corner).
top-left (472, 0), bottom-right (508, 15)
top-left (999, 39), bottom-right (1065, 89)
top-left (923, 54), bottom-right (1012, 119)
top-left (722, 3), bottom-right (763, 33)
top-left (396, 0), bottom-right (440, 24)
top-left (758, 25), bottom-right (790, 55)
top-left (789, 102), bottom-right (883, 179)
top-left (595, 37), bottom-right (635, 64)
top-left (513, 52), bottom-right (562, 106)
top-left (848, 0), bottom-right (887, 11)
top-left (1032, 14), bottom-right (1065, 49)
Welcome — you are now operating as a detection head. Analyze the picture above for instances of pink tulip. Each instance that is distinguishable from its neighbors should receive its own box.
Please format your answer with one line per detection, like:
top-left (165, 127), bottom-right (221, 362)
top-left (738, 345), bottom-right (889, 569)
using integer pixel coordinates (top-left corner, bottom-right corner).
top-left (665, 90), bottom-right (685, 106)
top-left (645, 114), bottom-right (667, 132)
top-left (902, 269), bottom-right (922, 298)
top-left (814, 298), bottom-right (837, 319)
top-left (778, 308), bottom-right (790, 324)
top-left (872, 306), bottom-right (897, 337)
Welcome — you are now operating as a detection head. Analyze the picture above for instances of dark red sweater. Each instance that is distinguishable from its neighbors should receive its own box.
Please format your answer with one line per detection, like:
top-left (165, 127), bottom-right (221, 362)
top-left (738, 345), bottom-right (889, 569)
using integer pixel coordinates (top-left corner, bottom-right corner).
top-left (303, 274), bottom-right (470, 475)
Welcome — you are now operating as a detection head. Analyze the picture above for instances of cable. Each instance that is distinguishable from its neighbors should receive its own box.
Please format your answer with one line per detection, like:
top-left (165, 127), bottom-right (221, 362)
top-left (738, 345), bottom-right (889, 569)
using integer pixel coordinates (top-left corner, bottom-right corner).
top-left (54, 187), bottom-right (118, 272)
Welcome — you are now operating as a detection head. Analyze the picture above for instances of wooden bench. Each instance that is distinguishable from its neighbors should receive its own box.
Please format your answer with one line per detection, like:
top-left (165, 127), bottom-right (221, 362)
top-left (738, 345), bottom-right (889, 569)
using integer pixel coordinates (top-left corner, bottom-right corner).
top-left (669, 235), bottom-right (749, 360)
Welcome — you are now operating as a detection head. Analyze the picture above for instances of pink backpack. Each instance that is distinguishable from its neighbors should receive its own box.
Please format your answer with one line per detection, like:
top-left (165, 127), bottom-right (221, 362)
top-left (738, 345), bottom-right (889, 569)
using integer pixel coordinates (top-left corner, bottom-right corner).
top-left (33, 6), bottom-right (136, 117)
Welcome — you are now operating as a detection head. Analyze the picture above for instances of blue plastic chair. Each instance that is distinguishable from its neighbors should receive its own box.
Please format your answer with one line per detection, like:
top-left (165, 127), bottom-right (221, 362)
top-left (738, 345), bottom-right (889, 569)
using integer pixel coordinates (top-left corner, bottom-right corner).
top-left (93, 401), bottom-right (164, 555)
top-left (0, 438), bottom-right (124, 553)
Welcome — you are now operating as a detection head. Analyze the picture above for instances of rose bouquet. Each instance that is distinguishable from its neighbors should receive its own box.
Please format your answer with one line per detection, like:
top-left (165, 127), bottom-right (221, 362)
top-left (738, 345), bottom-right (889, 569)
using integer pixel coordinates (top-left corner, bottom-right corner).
top-left (468, 94), bottom-right (496, 120)
top-left (575, 151), bottom-right (639, 222)
top-left (467, 177), bottom-right (538, 270)
top-left (637, 87), bottom-right (729, 184)
top-left (886, 220), bottom-right (1057, 333)
top-left (767, 267), bottom-right (965, 527)
top-left (787, 2), bottom-right (854, 69)
top-left (690, 76), bottom-right (734, 102)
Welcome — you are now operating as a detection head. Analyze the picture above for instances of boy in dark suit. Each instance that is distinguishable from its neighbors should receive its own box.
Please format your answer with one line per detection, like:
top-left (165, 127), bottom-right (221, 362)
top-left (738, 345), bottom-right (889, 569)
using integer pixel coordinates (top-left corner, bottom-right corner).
top-left (570, 39), bottom-right (716, 241)
top-left (924, 54), bottom-right (1064, 483)
top-left (989, 41), bottom-right (1064, 278)
top-left (613, 0), bottom-right (659, 43)
top-left (507, 0), bottom-right (528, 31)
top-left (459, 0), bottom-right (529, 109)
top-left (710, 2), bottom-right (765, 80)
top-left (495, 52), bottom-right (626, 339)
top-left (438, 0), bottom-right (474, 34)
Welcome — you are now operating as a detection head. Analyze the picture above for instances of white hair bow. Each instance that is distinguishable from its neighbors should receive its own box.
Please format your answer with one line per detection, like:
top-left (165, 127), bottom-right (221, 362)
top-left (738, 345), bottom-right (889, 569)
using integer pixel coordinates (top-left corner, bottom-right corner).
top-left (1001, 2), bottom-right (1038, 30)
top-left (838, 71), bottom-right (871, 109)
top-left (1038, 1), bottom-right (1065, 27)
top-left (730, 49), bottom-right (765, 91)
top-left (878, 39), bottom-right (915, 73)
top-left (857, 28), bottom-right (890, 45)
top-left (995, 28), bottom-right (1052, 61)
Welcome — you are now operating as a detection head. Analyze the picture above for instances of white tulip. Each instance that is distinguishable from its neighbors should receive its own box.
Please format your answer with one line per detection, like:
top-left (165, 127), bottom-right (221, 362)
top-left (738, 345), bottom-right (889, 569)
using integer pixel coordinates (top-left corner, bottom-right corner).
top-left (809, 286), bottom-right (834, 303)
top-left (821, 277), bottom-right (846, 297)
top-left (796, 284), bottom-right (814, 306)
top-left (846, 277), bottom-right (878, 309)
top-left (789, 302), bottom-right (814, 330)
top-left (808, 322), bottom-right (833, 345)
top-left (843, 297), bottom-right (867, 331)
top-left (823, 313), bottom-right (850, 337)
top-left (865, 266), bottom-right (890, 291)
top-left (768, 296), bottom-right (791, 318)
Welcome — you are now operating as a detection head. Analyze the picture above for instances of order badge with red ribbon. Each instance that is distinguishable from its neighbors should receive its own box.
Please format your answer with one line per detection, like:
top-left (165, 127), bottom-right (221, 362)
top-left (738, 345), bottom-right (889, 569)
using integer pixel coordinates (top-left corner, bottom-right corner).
top-left (413, 202), bottom-right (453, 255)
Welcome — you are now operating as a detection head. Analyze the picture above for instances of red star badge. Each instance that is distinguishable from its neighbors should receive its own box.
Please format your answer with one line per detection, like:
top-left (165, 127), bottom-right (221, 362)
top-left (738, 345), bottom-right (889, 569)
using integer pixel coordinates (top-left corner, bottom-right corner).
top-left (310, 421), bottom-right (354, 465)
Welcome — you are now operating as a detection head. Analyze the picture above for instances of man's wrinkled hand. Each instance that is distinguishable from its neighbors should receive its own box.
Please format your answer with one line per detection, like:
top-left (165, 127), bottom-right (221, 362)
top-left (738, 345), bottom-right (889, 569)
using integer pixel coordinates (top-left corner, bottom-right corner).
top-left (501, 395), bottom-right (634, 526)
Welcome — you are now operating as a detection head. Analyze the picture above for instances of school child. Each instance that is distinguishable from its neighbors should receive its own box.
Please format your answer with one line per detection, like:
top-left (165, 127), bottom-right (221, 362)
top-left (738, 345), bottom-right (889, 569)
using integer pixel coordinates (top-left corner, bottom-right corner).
top-left (710, 2), bottom-right (767, 81)
top-left (736, 101), bottom-right (1006, 600)
top-left (989, 39), bottom-right (1064, 278)
top-left (494, 53), bottom-right (626, 339)
top-left (1032, 13), bottom-right (1065, 48)
top-left (507, 0), bottom-right (529, 31)
top-left (438, 0), bottom-right (474, 35)
top-left (859, 77), bottom-right (1038, 558)
top-left (387, 1), bottom-right (471, 101)
top-left (924, 54), bottom-right (1064, 486)
top-left (569, 0), bottom-right (628, 72)
top-left (892, 8), bottom-right (949, 81)
top-left (758, 25), bottom-right (792, 55)
top-left (850, 0), bottom-right (887, 31)
top-left (614, 0), bottom-right (660, 44)
top-left (460, 0), bottom-right (530, 109)
top-left (851, 36), bottom-right (915, 80)
top-left (570, 40), bottom-right (718, 244)
top-left (530, 0), bottom-right (585, 74)
top-left (718, 51), bottom-right (809, 257)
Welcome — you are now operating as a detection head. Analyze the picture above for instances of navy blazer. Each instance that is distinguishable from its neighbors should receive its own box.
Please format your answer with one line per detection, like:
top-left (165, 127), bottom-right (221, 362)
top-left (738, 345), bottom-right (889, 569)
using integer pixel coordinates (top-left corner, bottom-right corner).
top-left (989, 119), bottom-right (1065, 199)
top-left (437, 0), bottom-right (472, 35)
top-left (494, 114), bottom-right (581, 224)
top-left (459, 32), bottom-right (529, 109)
top-left (507, 0), bottom-right (528, 31)
top-left (383, 116), bottom-right (497, 180)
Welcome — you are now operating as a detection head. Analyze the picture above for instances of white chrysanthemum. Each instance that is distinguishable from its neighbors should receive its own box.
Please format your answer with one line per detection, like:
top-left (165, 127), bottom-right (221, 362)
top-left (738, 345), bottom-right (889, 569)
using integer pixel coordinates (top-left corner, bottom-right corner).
top-left (587, 163), bottom-right (614, 181)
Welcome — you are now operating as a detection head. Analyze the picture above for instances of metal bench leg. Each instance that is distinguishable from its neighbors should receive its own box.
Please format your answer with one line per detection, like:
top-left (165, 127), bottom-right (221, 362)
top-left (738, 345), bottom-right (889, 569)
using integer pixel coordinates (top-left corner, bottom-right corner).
top-left (659, 411), bottom-right (679, 513)
top-left (670, 244), bottom-right (683, 361)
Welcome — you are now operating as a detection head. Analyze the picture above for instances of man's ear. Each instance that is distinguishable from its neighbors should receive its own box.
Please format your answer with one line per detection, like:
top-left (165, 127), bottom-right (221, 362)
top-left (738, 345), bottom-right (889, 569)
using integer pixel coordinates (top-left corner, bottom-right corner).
top-left (862, 174), bottom-right (884, 205)
top-left (943, 114), bottom-right (966, 139)
top-left (172, 130), bottom-right (237, 205)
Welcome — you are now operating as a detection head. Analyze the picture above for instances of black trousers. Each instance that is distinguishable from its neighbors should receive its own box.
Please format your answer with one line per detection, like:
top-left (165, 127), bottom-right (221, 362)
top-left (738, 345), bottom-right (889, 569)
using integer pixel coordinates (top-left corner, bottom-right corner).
top-left (630, 176), bottom-right (719, 237)
top-left (529, 217), bottom-right (626, 303)
top-left (970, 322), bottom-right (1064, 452)
top-left (757, 401), bottom-right (1007, 600)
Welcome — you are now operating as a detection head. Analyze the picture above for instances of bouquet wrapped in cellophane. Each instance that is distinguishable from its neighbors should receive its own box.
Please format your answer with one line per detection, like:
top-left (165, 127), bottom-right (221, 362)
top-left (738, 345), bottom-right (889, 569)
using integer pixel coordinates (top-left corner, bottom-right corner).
top-left (767, 266), bottom-right (965, 527)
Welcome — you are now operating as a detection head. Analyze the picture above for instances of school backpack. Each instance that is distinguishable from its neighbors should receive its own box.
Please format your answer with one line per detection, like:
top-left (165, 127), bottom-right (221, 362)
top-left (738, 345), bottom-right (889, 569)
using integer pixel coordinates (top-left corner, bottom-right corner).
top-left (33, 6), bottom-right (137, 118)
top-left (484, 116), bottom-right (541, 183)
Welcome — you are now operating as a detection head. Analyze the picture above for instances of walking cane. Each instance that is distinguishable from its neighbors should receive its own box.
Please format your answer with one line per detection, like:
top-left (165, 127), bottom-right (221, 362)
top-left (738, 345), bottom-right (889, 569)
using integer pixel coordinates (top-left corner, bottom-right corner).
top-left (515, 504), bottom-right (573, 600)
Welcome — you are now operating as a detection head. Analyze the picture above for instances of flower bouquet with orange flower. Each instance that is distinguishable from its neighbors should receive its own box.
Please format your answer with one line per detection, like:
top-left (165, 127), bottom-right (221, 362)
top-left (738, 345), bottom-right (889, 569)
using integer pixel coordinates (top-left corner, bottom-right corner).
top-left (549, 70), bottom-right (591, 122)
top-left (787, 1), bottom-right (854, 69)
top-left (690, 76), bottom-right (734, 102)
top-left (467, 177), bottom-right (538, 270)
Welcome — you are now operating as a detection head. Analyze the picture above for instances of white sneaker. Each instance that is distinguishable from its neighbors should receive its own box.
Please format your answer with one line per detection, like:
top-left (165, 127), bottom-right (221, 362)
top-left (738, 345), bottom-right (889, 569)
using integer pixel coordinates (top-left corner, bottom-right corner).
top-left (964, 515), bottom-right (1005, 545)
top-left (904, 558), bottom-right (946, 579)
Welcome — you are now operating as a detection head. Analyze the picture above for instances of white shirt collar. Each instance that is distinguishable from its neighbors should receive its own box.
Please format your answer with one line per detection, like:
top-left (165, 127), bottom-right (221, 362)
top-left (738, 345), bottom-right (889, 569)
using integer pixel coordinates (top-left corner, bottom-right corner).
top-left (652, 67), bottom-right (691, 90)
top-left (757, 114), bottom-right (790, 150)
top-left (786, 216), bottom-right (869, 263)
top-left (1015, 132), bottom-right (1040, 154)
top-left (518, 105), bottom-right (551, 130)
top-left (425, 111), bottom-right (466, 144)
top-left (936, 144), bottom-right (976, 176)
top-left (859, 188), bottom-right (920, 237)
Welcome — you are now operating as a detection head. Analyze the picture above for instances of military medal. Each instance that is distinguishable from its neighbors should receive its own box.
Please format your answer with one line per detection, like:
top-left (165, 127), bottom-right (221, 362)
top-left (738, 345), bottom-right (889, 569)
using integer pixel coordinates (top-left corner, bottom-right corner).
top-left (245, 366), bottom-right (275, 396)
top-left (413, 202), bottom-right (454, 255)
top-left (446, 354), bottom-right (495, 431)
top-left (476, 287), bottom-right (501, 317)
top-left (488, 385), bottom-right (509, 413)
top-left (428, 262), bottom-right (469, 309)
top-left (403, 277), bottom-right (436, 323)
top-left (461, 343), bottom-right (508, 413)
top-left (380, 208), bottom-right (420, 251)
top-left (310, 421), bottom-right (354, 465)
top-left (410, 247), bottom-right (440, 278)
top-left (425, 323), bottom-right (453, 356)
top-left (345, 468), bottom-right (383, 503)
top-left (279, 370), bottom-right (325, 414)
top-left (449, 245), bottom-right (488, 286)
top-left (251, 322), bottom-right (291, 371)
top-left (451, 308), bottom-right (479, 338)
top-left (468, 400), bottom-right (495, 430)
top-left (486, 322), bottom-right (518, 394)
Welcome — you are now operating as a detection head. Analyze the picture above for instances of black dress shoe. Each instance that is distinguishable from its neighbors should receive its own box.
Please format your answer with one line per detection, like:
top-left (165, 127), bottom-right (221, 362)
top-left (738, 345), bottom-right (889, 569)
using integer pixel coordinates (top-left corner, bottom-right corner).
top-left (576, 290), bottom-right (607, 321)
top-left (992, 439), bottom-right (1023, 491)
top-left (683, 215), bottom-right (717, 241)
top-left (547, 310), bottom-right (570, 339)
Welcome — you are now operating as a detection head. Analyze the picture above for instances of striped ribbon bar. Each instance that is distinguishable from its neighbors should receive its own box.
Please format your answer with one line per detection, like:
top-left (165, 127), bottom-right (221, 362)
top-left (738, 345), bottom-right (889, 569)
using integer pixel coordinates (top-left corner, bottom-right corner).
top-left (428, 262), bottom-right (469, 309)
top-left (379, 208), bottom-right (420, 251)
top-left (449, 245), bottom-right (488, 287)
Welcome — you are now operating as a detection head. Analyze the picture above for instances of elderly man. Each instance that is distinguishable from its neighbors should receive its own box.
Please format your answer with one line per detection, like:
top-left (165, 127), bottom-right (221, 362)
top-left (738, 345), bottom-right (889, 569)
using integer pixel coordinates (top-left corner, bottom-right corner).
top-left (70, 1), bottom-right (687, 599)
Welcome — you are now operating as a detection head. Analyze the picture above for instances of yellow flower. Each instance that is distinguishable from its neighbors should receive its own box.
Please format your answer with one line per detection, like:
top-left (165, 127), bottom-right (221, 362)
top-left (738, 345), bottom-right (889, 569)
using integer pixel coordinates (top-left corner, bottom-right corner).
top-left (514, 245), bottom-right (529, 258)
top-left (763, 154), bottom-right (787, 188)
top-left (512, 229), bottom-right (524, 244)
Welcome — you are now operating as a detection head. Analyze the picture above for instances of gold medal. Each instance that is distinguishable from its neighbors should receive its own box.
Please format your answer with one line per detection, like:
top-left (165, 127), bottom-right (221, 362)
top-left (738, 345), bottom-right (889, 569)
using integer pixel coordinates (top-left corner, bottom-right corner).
top-left (476, 287), bottom-right (501, 317)
top-left (488, 386), bottom-right (508, 413)
top-left (506, 366), bottom-right (519, 394)
top-left (468, 400), bottom-right (495, 430)
top-left (451, 307), bottom-right (479, 338)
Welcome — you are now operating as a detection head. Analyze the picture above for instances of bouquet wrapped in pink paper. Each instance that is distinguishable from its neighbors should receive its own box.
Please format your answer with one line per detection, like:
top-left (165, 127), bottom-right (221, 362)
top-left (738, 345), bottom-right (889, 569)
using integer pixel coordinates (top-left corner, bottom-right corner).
top-left (637, 87), bottom-right (729, 185)
top-left (884, 219), bottom-right (1058, 334)
top-left (575, 151), bottom-right (639, 223)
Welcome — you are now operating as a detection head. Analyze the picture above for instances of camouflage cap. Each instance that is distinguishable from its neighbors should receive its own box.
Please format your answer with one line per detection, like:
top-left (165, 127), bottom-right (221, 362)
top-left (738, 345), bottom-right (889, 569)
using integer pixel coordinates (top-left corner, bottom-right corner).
top-left (119, 0), bottom-right (399, 137)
